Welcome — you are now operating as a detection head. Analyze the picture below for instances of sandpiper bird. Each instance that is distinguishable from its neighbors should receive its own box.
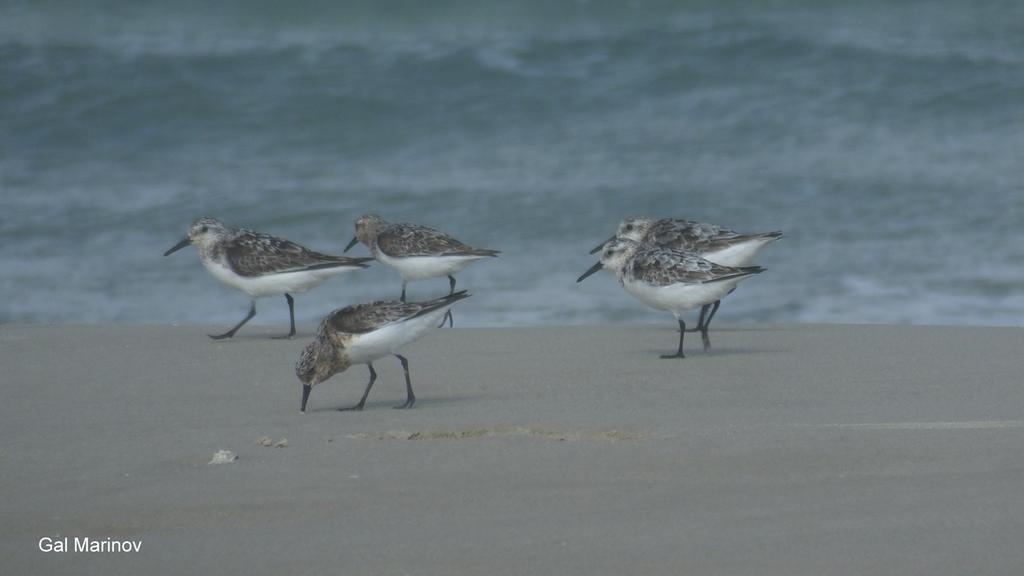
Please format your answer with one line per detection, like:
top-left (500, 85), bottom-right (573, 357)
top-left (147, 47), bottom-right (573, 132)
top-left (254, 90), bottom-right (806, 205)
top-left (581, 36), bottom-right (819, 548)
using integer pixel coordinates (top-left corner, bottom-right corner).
top-left (295, 291), bottom-right (471, 412)
top-left (590, 217), bottom-right (781, 334)
top-left (344, 214), bottom-right (498, 327)
top-left (577, 238), bottom-right (764, 358)
top-left (164, 217), bottom-right (373, 340)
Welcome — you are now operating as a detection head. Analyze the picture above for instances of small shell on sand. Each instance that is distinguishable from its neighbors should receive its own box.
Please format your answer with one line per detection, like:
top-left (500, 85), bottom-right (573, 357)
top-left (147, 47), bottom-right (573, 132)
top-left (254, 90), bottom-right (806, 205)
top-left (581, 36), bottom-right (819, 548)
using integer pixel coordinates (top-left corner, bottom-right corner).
top-left (256, 437), bottom-right (288, 448)
top-left (208, 450), bottom-right (237, 465)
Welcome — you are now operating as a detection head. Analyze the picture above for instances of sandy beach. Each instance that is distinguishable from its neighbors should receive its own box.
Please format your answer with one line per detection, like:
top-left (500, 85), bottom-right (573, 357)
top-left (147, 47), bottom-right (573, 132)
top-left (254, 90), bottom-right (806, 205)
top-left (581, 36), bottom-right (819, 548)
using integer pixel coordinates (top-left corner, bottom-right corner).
top-left (3, 323), bottom-right (1023, 575)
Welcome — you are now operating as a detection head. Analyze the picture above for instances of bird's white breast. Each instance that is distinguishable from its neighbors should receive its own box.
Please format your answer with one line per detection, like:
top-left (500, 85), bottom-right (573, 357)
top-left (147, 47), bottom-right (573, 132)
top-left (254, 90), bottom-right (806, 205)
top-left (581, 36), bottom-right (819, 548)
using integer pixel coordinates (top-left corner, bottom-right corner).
top-left (200, 258), bottom-right (357, 298)
top-left (344, 306), bottom-right (449, 365)
top-left (376, 250), bottom-right (486, 281)
top-left (622, 276), bottom-right (744, 314)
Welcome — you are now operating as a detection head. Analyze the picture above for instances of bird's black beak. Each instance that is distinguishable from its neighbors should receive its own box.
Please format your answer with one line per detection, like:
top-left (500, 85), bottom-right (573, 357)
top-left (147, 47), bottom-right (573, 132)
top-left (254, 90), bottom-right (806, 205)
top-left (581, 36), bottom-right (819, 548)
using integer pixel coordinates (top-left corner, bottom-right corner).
top-left (589, 235), bottom-right (615, 255)
top-left (343, 236), bottom-right (359, 253)
top-left (163, 237), bottom-right (191, 257)
top-left (576, 261), bottom-right (604, 283)
top-left (301, 384), bottom-right (311, 413)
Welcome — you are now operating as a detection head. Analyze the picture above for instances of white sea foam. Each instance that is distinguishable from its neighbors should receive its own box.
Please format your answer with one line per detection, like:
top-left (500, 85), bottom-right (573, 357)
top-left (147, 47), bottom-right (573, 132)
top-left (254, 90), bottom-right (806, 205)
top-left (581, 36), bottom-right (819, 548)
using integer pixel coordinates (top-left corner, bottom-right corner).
top-left (2, 2), bottom-right (1022, 327)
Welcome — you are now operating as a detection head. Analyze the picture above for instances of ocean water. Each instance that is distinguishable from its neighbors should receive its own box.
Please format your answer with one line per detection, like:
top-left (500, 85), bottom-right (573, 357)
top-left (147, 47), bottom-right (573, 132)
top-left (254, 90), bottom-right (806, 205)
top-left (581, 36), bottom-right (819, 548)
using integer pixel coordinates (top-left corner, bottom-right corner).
top-left (2, 1), bottom-right (1023, 328)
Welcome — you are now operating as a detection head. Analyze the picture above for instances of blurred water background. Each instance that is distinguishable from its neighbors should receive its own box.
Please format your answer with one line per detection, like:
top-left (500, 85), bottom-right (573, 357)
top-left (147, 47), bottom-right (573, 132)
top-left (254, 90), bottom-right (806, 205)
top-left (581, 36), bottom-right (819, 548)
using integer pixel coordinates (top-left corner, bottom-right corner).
top-left (2, 0), bottom-right (1023, 327)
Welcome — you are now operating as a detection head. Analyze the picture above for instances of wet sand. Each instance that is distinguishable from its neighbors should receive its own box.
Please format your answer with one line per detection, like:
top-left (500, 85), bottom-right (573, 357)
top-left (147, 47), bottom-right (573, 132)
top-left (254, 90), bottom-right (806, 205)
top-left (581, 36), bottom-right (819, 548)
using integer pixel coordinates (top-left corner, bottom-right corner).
top-left (3, 323), bottom-right (1023, 575)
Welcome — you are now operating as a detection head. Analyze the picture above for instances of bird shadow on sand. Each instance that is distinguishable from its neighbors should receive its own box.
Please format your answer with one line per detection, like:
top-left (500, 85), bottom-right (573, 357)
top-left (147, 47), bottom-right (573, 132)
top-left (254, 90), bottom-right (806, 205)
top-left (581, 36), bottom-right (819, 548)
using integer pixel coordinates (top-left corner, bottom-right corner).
top-left (694, 325), bottom-right (791, 333)
top-left (628, 346), bottom-right (783, 358)
top-left (302, 394), bottom-right (490, 414)
top-left (209, 332), bottom-right (311, 342)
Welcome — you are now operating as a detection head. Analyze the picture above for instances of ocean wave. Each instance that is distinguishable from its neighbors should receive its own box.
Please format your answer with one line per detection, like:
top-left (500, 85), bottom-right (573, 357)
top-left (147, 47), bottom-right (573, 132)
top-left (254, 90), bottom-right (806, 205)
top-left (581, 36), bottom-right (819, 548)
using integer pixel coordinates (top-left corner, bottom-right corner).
top-left (4, 0), bottom-right (1021, 64)
top-left (3, 1), bottom-right (1023, 326)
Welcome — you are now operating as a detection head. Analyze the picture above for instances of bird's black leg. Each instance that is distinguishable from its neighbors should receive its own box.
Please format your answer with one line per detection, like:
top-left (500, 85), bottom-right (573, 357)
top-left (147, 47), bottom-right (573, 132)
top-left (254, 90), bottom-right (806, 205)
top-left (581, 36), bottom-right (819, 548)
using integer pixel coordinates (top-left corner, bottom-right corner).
top-left (209, 300), bottom-right (256, 340)
top-left (400, 282), bottom-right (407, 303)
top-left (687, 304), bottom-right (709, 333)
top-left (687, 299), bottom-right (722, 339)
top-left (700, 317), bottom-right (711, 352)
top-left (272, 293), bottom-right (296, 339)
top-left (698, 300), bottom-right (720, 352)
top-left (340, 363), bottom-right (377, 411)
top-left (393, 354), bottom-right (415, 409)
top-left (704, 300), bottom-right (721, 332)
top-left (660, 318), bottom-right (686, 359)
top-left (440, 275), bottom-right (455, 328)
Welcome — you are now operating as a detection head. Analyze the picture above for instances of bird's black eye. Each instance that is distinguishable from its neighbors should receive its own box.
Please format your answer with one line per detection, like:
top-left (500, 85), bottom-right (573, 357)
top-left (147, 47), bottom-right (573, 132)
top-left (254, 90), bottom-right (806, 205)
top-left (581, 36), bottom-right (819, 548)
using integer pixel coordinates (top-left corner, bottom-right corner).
top-left (625, 224), bottom-right (633, 231)
top-left (200, 226), bottom-right (208, 233)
